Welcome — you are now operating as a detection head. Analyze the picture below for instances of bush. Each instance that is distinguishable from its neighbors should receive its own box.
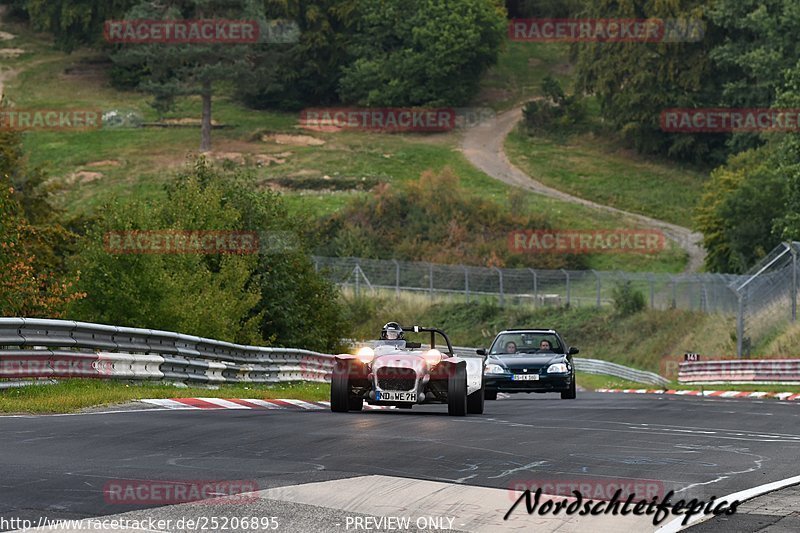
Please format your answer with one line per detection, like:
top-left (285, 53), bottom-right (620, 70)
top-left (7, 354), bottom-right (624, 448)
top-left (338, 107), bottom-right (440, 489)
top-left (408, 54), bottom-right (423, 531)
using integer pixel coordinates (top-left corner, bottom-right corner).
top-left (69, 158), bottom-right (348, 352)
top-left (523, 76), bottom-right (587, 133)
top-left (611, 281), bottom-right (646, 317)
top-left (313, 168), bottom-right (588, 269)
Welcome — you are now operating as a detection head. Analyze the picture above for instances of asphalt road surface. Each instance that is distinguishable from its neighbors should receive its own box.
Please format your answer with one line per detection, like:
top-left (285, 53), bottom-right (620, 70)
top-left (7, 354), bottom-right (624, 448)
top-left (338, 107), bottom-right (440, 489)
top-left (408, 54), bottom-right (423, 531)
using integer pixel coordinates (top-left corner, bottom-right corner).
top-left (2, 392), bottom-right (799, 532)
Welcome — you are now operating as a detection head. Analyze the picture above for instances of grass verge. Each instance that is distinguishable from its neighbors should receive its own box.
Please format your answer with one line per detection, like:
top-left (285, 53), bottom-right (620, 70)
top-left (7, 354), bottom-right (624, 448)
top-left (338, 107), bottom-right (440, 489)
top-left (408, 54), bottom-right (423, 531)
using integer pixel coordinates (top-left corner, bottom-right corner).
top-left (0, 380), bottom-right (330, 414)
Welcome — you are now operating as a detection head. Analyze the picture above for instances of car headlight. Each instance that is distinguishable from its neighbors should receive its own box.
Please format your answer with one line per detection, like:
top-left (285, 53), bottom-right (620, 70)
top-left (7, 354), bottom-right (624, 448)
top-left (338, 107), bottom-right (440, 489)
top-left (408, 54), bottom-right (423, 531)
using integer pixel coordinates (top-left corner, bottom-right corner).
top-left (356, 346), bottom-right (375, 364)
top-left (547, 363), bottom-right (569, 373)
top-left (423, 349), bottom-right (443, 366)
top-left (485, 364), bottom-right (506, 374)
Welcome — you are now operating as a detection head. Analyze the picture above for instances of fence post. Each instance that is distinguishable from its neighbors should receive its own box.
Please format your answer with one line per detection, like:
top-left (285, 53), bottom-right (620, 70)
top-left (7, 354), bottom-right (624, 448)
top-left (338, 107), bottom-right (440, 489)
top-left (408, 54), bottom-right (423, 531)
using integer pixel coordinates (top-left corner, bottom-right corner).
top-left (463, 265), bottom-right (470, 303)
top-left (670, 275), bottom-right (677, 309)
top-left (561, 269), bottom-right (570, 307)
top-left (737, 291), bottom-right (744, 358)
top-left (593, 270), bottom-right (601, 308)
top-left (494, 267), bottom-right (505, 306)
top-left (429, 263), bottom-right (434, 301)
top-left (354, 261), bottom-right (361, 298)
top-left (392, 259), bottom-right (400, 300)
top-left (792, 246), bottom-right (798, 322)
top-left (649, 274), bottom-right (655, 309)
top-left (528, 268), bottom-right (538, 307)
top-left (313, 257), bottom-right (319, 273)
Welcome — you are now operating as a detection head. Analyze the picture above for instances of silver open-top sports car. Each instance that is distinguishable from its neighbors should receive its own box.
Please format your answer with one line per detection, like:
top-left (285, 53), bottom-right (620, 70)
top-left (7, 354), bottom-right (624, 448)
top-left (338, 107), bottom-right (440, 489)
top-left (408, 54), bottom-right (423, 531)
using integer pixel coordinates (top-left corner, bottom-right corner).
top-left (330, 323), bottom-right (486, 416)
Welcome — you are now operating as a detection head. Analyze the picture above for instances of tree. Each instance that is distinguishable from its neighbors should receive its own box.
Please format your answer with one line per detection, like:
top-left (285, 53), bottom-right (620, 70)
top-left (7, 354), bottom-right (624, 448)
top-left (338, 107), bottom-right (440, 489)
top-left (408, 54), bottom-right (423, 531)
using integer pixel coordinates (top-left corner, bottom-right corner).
top-left (0, 131), bottom-right (84, 316)
top-left (337, 0), bottom-right (507, 107)
top-left (237, 0), bottom-right (359, 109)
top-left (110, 0), bottom-right (270, 152)
top-left (69, 159), bottom-right (348, 351)
top-left (12, 0), bottom-right (136, 51)
top-left (574, 0), bottom-right (725, 163)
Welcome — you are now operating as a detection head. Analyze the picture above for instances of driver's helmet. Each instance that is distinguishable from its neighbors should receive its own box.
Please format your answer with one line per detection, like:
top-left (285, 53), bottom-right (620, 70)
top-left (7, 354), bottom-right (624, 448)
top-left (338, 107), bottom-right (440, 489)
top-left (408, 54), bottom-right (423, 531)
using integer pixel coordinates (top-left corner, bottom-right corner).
top-left (381, 322), bottom-right (404, 341)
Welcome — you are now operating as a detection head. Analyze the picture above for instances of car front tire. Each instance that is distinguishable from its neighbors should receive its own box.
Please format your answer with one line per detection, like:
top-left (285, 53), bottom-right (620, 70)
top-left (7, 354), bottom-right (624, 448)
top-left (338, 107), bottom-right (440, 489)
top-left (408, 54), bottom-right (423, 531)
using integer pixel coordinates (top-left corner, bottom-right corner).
top-left (331, 362), bottom-right (352, 412)
top-left (448, 364), bottom-right (468, 416)
top-left (560, 377), bottom-right (577, 400)
top-left (467, 378), bottom-right (485, 414)
top-left (485, 389), bottom-right (498, 401)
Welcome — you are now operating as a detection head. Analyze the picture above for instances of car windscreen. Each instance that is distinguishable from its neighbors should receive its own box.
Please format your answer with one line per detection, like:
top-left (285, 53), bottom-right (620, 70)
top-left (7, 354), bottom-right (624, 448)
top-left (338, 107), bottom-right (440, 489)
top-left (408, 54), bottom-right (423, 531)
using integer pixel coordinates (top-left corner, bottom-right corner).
top-left (490, 333), bottom-right (561, 354)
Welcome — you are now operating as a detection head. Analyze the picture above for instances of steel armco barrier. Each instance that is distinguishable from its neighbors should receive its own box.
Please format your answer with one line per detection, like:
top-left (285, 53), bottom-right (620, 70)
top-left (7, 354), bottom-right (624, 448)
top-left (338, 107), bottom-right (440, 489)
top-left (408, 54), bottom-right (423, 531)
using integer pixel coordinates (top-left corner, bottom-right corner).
top-left (0, 318), bottom-right (334, 384)
top-left (679, 359), bottom-right (800, 384)
top-left (450, 346), bottom-right (669, 386)
top-left (0, 318), bottom-right (668, 386)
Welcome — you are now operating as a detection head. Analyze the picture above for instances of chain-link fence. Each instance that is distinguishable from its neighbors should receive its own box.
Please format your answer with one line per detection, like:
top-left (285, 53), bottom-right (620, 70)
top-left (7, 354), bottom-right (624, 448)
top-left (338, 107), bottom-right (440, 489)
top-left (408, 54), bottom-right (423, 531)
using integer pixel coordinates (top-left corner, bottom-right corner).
top-left (730, 242), bottom-right (800, 358)
top-left (313, 243), bottom-right (800, 358)
top-left (313, 256), bottom-right (742, 310)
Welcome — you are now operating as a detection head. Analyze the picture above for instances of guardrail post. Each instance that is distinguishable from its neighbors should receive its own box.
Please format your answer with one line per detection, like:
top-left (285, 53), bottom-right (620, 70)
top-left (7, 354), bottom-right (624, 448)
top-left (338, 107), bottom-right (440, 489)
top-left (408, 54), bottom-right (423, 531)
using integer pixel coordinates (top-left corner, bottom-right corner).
top-left (528, 268), bottom-right (538, 307)
top-left (560, 269), bottom-right (570, 307)
top-left (392, 259), bottom-right (400, 300)
top-left (463, 265), bottom-right (470, 303)
top-left (493, 267), bottom-right (504, 306)
top-left (592, 270), bottom-right (601, 308)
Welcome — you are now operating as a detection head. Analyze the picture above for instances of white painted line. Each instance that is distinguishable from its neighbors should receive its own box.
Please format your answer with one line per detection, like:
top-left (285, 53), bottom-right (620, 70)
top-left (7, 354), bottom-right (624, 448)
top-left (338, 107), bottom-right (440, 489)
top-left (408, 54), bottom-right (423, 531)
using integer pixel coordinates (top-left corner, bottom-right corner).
top-left (655, 473), bottom-right (800, 533)
top-left (139, 399), bottom-right (200, 409)
top-left (280, 399), bottom-right (324, 410)
top-left (235, 399), bottom-right (283, 409)
top-left (196, 398), bottom-right (251, 409)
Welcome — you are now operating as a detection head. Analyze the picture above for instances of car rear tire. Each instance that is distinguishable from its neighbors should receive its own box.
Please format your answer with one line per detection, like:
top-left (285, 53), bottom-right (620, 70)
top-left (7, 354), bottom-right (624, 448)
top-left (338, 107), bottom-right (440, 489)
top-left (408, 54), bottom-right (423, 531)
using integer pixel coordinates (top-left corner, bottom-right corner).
top-left (331, 361), bottom-right (352, 412)
top-left (485, 389), bottom-right (498, 401)
top-left (561, 377), bottom-right (577, 400)
top-left (448, 364), bottom-right (468, 416)
top-left (467, 379), bottom-right (485, 414)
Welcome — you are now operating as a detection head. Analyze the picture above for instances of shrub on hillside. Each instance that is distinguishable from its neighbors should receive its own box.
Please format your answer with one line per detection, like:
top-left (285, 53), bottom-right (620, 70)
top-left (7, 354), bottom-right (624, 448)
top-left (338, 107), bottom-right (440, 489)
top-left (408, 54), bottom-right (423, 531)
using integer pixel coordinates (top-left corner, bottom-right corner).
top-left (611, 281), bottom-right (646, 317)
top-left (313, 168), bottom-right (588, 269)
top-left (69, 158), bottom-right (348, 352)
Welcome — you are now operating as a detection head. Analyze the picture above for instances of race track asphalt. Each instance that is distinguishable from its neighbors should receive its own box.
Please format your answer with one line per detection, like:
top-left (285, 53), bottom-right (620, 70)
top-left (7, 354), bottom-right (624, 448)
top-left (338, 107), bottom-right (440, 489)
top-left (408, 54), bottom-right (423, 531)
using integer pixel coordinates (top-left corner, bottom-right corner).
top-left (1, 392), bottom-right (799, 532)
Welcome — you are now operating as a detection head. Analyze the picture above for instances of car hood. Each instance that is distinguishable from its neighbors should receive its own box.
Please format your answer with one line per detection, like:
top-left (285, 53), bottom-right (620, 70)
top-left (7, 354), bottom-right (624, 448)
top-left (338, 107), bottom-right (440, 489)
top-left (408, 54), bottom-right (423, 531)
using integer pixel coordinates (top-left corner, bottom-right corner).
top-left (488, 353), bottom-right (566, 370)
top-left (372, 352), bottom-right (428, 373)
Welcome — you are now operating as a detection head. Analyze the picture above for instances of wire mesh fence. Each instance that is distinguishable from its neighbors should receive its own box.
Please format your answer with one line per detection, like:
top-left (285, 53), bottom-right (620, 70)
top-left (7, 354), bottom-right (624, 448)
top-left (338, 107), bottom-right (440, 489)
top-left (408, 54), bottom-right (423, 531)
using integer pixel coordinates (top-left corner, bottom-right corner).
top-left (312, 256), bottom-right (746, 311)
top-left (730, 242), bottom-right (800, 358)
top-left (313, 244), bottom-right (800, 358)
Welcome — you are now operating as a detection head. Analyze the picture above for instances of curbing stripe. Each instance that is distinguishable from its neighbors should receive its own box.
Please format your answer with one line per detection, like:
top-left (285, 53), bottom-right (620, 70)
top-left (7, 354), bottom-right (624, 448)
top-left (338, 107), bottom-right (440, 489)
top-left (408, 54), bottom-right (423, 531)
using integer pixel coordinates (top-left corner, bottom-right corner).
top-left (596, 389), bottom-right (800, 402)
top-left (138, 398), bottom-right (395, 411)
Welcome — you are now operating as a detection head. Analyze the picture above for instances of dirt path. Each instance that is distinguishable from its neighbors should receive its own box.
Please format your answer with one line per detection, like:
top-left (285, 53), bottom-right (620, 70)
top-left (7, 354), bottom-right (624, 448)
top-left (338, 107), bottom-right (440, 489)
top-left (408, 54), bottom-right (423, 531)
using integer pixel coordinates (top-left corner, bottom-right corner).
top-left (0, 5), bottom-right (16, 101)
top-left (460, 105), bottom-right (706, 273)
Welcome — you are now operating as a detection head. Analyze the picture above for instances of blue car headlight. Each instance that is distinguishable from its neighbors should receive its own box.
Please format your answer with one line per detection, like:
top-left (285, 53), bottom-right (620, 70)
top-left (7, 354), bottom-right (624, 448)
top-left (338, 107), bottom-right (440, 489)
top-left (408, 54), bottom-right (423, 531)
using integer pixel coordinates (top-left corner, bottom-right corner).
top-left (485, 363), bottom-right (506, 374)
top-left (546, 363), bottom-right (569, 374)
